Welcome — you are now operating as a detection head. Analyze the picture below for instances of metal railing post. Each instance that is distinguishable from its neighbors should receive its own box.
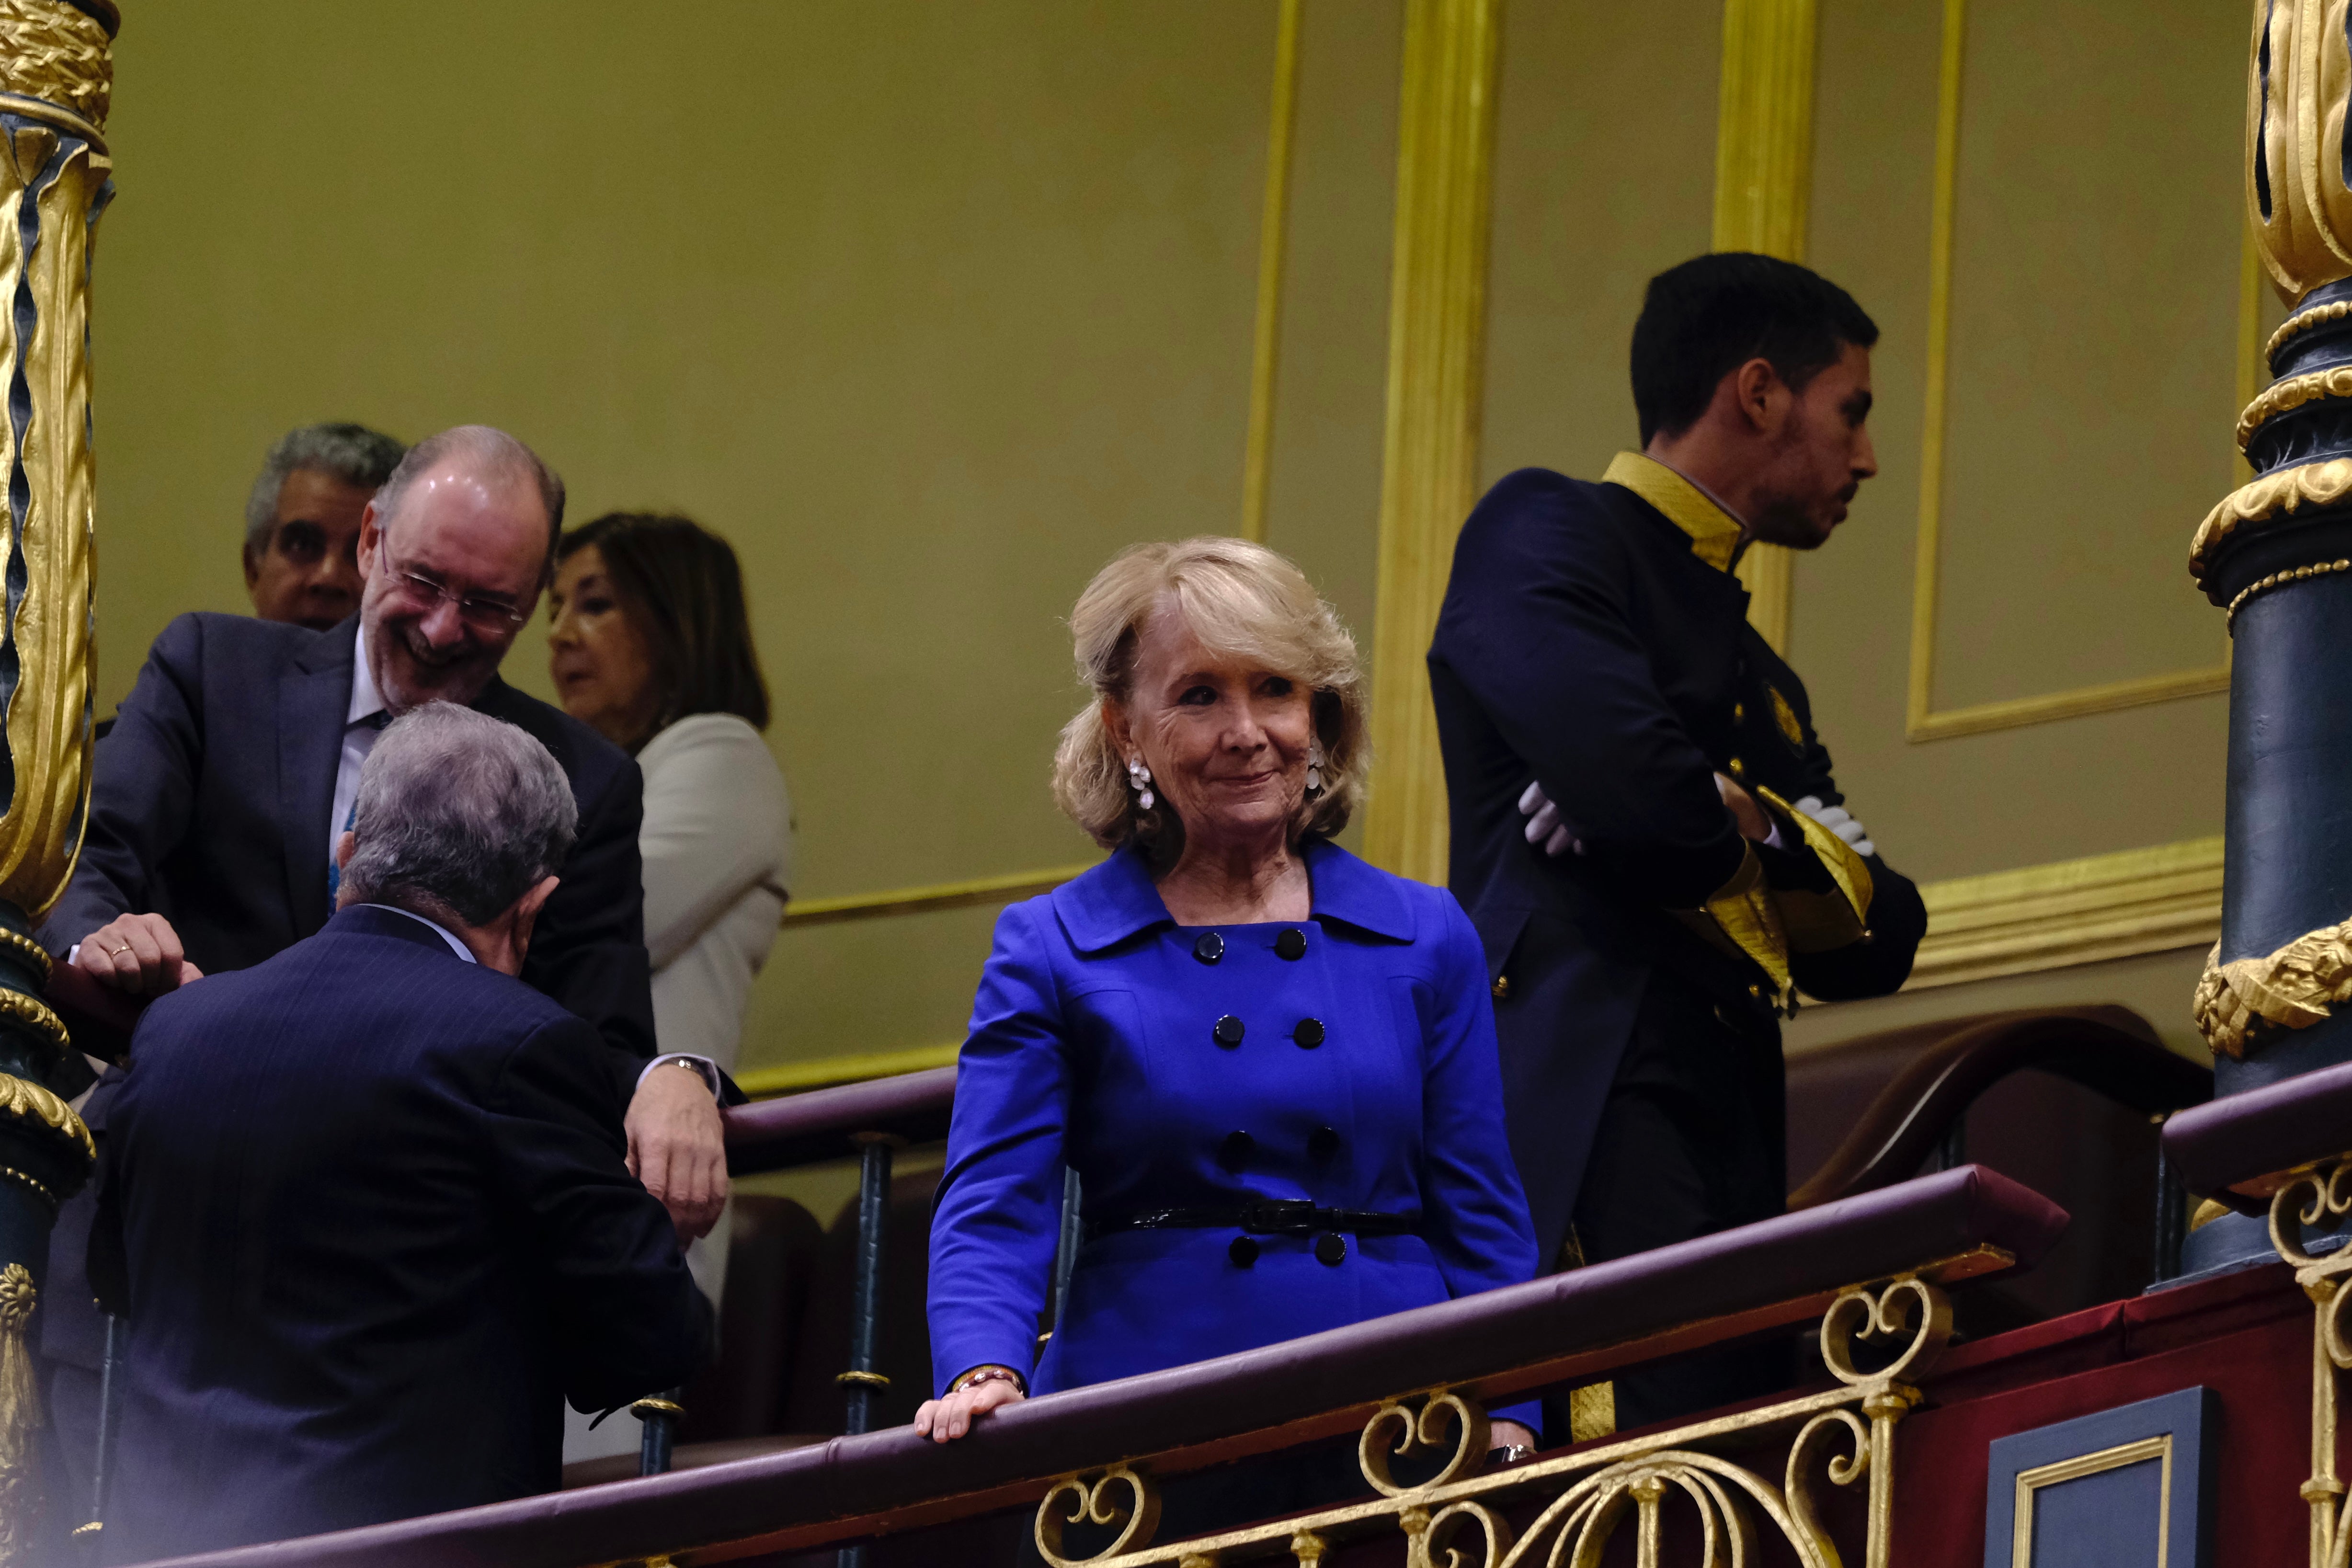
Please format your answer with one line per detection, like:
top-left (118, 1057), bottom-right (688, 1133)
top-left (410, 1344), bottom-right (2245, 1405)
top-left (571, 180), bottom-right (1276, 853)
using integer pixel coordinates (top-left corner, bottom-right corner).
top-left (635, 1388), bottom-right (684, 1476)
top-left (837, 1131), bottom-right (901, 1568)
top-left (2152, 1118), bottom-right (2186, 1286)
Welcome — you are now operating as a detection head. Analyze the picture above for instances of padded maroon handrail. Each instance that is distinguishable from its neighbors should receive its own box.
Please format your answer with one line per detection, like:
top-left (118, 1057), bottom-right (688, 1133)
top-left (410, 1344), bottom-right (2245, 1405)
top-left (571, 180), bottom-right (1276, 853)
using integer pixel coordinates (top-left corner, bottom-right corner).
top-left (135, 1165), bottom-right (2066, 1568)
top-left (722, 1065), bottom-right (956, 1174)
top-left (2164, 1053), bottom-right (2352, 1208)
top-left (1788, 1006), bottom-right (2211, 1210)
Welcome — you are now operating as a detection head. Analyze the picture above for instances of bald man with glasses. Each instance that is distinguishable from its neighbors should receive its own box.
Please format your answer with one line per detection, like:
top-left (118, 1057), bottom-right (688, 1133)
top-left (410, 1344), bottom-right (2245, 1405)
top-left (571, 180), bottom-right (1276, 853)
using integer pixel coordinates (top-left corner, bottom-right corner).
top-left (35, 427), bottom-right (731, 1515)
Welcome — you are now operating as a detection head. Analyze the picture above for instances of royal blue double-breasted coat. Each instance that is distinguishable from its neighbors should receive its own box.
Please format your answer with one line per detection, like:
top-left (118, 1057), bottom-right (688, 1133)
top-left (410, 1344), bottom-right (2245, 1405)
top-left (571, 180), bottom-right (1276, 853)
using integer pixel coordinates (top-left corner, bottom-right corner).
top-left (927, 838), bottom-right (1539, 1408)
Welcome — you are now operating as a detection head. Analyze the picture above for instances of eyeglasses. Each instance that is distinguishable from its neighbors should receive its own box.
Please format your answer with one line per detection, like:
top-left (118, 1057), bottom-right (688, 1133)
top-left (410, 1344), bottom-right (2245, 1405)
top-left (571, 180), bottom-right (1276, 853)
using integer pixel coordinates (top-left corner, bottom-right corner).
top-left (380, 562), bottom-right (531, 630)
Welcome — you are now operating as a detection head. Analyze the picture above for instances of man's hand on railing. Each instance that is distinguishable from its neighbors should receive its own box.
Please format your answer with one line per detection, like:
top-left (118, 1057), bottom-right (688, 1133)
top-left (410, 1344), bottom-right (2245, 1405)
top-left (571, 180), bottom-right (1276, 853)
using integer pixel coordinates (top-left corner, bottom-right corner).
top-left (74, 911), bottom-right (203, 997)
top-left (914, 1366), bottom-right (1026, 1442)
top-left (627, 1064), bottom-right (729, 1241)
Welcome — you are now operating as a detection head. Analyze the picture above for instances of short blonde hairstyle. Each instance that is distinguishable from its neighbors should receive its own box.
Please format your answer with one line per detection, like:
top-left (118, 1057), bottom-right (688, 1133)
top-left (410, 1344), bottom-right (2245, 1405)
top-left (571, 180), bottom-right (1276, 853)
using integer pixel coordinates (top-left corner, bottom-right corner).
top-left (1052, 536), bottom-right (1368, 852)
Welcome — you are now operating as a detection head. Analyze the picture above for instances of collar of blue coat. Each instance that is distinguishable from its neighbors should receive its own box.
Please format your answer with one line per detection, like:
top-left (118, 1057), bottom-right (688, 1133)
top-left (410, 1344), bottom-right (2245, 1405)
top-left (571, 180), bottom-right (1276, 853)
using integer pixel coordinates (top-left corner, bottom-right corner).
top-left (1600, 451), bottom-right (1748, 573)
top-left (1050, 836), bottom-right (1415, 953)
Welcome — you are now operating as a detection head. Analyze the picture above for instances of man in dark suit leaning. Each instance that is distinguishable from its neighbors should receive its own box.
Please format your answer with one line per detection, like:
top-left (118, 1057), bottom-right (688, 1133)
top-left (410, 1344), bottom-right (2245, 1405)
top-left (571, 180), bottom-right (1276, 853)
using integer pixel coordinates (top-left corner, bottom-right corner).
top-left (1428, 254), bottom-right (1928, 1429)
top-left (37, 424), bottom-right (729, 1501)
top-left (91, 703), bottom-right (713, 1560)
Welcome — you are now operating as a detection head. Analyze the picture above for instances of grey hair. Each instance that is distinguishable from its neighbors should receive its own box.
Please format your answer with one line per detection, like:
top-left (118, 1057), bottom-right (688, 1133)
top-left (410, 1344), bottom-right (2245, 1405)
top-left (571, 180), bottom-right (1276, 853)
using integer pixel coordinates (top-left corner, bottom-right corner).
top-left (371, 425), bottom-right (567, 583)
top-left (340, 703), bottom-right (578, 927)
top-left (243, 422), bottom-right (408, 555)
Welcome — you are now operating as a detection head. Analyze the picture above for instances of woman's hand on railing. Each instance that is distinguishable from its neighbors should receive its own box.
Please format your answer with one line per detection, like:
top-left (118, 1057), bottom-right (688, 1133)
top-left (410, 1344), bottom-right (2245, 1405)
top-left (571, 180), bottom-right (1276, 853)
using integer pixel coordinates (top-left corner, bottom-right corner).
top-left (914, 1367), bottom-right (1027, 1442)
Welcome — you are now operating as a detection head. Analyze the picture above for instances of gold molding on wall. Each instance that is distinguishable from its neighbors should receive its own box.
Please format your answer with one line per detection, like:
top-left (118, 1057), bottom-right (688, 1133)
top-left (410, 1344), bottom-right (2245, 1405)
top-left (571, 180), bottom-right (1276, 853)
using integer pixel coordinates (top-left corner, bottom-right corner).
top-left (1240, 0), bottom-right (1304, 545)
top-left (1713, 0), bottom-right (1819, 656)
top-left (1903, 0), bottom-right (2230, 744)
top-left (776, 862), bottom-right (1095, 930)
top-left (741, 836), bottom-right (2222, 1094)
top-left (1361, 0), bottom-right (1501, 886)
top-left (1903, 835), bottom-right (2221, 992)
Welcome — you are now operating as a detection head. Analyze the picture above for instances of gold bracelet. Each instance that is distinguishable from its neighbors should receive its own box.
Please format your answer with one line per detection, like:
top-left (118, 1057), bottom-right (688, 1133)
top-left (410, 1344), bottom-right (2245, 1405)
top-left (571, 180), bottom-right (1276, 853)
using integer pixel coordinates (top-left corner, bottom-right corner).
top-left (949, 1364), bottom-right (1023, 1396)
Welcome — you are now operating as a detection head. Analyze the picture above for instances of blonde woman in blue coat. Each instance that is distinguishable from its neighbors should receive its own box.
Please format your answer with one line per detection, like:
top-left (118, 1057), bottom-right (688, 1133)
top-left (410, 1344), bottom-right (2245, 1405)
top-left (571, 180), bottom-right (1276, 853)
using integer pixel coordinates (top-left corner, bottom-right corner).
top-left (918, 538), bottom-right (1540, 1474)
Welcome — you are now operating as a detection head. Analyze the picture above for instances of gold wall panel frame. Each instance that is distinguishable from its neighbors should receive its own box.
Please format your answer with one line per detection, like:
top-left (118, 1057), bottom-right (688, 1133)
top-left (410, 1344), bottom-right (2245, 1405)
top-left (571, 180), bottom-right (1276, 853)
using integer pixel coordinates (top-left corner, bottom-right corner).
top-left (2008, 1435), bottom-right (2175, 1568)
top-left (1902, 0), bottom-right (2240, 744)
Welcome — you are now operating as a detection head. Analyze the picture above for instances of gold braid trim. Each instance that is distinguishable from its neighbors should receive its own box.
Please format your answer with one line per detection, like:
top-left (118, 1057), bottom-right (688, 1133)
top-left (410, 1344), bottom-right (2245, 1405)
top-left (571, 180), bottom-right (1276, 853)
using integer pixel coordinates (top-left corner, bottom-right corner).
top-left (0, 0), bottom-right (108, 129)
top-left (2237, 366), bottom-right (2352, 451)
top-left (2193, 922), bottom-right (2352, 1060)
top-left (2190, 458), bottom-right (2352, 588)
top-left (0, 1072), bottom-right (90, 1165)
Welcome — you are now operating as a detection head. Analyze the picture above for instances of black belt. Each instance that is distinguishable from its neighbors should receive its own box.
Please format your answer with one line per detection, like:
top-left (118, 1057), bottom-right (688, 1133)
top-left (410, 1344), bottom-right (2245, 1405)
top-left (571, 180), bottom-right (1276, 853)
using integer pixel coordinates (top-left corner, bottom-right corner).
top-left (1084, 1199), bottom-right (1420, 1244)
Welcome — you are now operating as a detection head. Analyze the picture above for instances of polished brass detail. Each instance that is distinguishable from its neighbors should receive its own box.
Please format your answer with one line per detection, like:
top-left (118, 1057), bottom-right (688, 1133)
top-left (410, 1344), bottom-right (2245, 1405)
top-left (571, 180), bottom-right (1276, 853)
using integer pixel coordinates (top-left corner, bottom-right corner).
top-left (1034, 1275), bottom-right (1949, 1568)
top-left (2270, 298), bottom-right (2352, 365)
top-left (835, 1370), bottom-right (891, 1391)
top-left (0, 0), bottom-right (108, 132)
top-left (2239, 366), bottom-right (2352, 451)
top-left (630, 1396), bottom-right (685, 1419)
top-left (2192, 457), bottom-right (2352, 588)
top-left (2011, 1435), bottom-right (2172, 1568)
top-left (1239, 0), bottom-right (1302, 546)
top-left (1769, 685), bottom-right (1804, 746)
top-left (2265, 1162), bottom-right (2352, 1566)
top-left (2228, 558), bottom-right (2352, 626)
top-left (2189, 1196), bottom-right (2231, 1234)
top-left (0, 1165), bottom-right (50, 1210)
top-left (1361, 0), bottom-right (1500, 886)
top-left (2192, 917), bottom-right (2352, 1060)
top-left (0, 1262), bottom-right (38, 1563)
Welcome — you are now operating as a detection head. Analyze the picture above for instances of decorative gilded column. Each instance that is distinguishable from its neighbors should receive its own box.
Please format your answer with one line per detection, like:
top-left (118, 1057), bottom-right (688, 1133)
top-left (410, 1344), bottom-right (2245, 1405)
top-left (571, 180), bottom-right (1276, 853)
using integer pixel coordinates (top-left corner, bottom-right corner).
top-left (2183, 0), bottom-right (2352, 1273)
top-left (0, 0), bottom-right (112, 1557)
top-left (1362, 0), bottom-right (1500, 886)
top-left (1713, 0), bottom-right (1817, 656)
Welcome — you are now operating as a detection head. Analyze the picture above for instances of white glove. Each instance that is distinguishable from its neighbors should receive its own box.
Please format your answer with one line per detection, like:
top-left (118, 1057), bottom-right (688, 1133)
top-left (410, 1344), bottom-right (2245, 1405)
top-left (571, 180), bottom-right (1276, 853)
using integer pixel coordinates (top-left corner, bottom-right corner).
top-left (1791, 795), bottom-right (1874, 858)
top-left (1517, 780), bottom-right (1585, 858)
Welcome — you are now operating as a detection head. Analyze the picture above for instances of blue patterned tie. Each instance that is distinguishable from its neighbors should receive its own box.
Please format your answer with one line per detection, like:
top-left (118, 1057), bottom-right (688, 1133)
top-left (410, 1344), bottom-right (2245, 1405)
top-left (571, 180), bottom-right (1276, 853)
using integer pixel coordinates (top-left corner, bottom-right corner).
top-left (326, 711), bottom-right (390, 901)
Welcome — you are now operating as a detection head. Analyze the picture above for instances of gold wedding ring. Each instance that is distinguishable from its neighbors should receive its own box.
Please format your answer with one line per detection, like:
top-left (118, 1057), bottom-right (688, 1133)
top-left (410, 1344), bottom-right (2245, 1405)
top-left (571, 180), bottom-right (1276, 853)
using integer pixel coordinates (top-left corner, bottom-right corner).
top-left (103, 941), bottom-right (131, 957)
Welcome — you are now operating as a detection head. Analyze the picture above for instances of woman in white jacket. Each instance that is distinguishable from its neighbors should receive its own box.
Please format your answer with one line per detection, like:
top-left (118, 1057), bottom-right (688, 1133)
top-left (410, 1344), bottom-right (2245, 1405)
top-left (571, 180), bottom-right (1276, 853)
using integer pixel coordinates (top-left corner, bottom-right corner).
top-left (547, 512), bottom-right (792, 1462)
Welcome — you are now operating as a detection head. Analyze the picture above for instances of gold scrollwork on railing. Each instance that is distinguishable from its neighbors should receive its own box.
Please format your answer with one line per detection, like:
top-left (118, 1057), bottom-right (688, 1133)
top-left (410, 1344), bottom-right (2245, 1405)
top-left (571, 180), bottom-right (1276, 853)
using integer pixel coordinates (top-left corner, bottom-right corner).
top-left (2267, 1160), bottom-right (2352, 1568)
top-left (0, 1262), bottom-right (39, 1564)
top-left (1032, 1275), bottom-right (1951, 1568)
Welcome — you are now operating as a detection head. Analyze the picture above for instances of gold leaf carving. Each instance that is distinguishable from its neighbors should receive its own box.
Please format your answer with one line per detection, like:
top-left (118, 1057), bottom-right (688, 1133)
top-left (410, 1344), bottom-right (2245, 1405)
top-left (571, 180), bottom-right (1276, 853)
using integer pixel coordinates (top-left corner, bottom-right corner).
top-left (0, 1070), bottom-right (90, 1164)
top-left (2238, 366), bottom-right (2352, 451)
top-left (0, 0), bottom-right (108, 130)
top-left (2189, 458), bottom-right (2352, 589)
top-left (0, 1263), bottom-right (38, 1564)
top-left (2192, 921), bottom-right (2352, 1060)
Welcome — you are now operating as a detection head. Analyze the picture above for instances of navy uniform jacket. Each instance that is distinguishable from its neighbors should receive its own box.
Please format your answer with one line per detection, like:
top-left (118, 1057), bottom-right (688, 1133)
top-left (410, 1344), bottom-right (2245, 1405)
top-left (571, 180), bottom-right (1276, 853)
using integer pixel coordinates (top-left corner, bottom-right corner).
top-left (90, 906), bottom-right (710, 1561)
top-left (36, 610), bottom-right (654, 1376)
top-left (1427, 456), bottom-right (1927, 1265)
top-left (927, 840), bottom-right (1539, 1421)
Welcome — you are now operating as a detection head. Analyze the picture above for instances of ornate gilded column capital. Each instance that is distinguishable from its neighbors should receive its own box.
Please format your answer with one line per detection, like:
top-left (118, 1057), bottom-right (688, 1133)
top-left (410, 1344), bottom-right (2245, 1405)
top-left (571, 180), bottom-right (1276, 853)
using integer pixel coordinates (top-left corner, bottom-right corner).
top-left (0, 1), bottom-right (111, 1554)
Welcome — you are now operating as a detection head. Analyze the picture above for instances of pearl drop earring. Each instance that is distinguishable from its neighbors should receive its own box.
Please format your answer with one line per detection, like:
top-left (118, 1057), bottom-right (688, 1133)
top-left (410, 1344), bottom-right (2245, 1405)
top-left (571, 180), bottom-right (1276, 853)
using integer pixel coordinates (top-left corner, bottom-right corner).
top-left (1127, 754), bottom-right (1155, 812)
top-left (1306, 738), bottom-right (1326, 798)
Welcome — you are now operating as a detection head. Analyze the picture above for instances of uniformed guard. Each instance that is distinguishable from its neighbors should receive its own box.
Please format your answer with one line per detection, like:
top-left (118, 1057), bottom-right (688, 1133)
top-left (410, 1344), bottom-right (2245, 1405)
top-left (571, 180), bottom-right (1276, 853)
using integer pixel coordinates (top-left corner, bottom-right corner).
top-left (1427, 252), bottom-right (1927, 1429)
